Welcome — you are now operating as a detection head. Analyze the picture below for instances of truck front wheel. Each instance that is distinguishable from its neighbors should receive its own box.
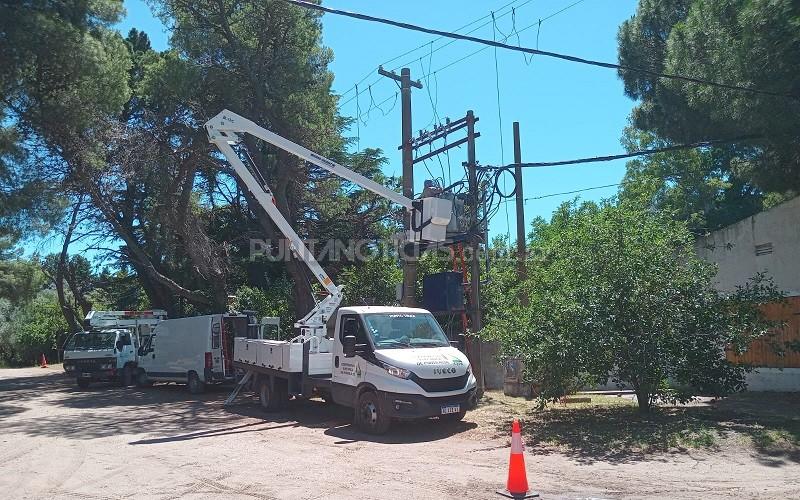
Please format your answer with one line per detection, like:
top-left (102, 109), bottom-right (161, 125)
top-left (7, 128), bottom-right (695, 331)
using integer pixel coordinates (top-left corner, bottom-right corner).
top-left (120, 365), bottom-right (133, 387)
top-left (135, 368), bottom-right (152, 387)
top-left (187, 371), bottom-right (205, 394)
top-left (355, 391), bottom-right (391, 434)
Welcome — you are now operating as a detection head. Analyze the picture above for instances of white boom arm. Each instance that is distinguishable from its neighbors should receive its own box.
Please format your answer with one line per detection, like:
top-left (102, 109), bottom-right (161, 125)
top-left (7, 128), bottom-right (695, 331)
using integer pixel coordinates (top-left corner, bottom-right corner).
top-left (205, 110), bottom-right (451, 345)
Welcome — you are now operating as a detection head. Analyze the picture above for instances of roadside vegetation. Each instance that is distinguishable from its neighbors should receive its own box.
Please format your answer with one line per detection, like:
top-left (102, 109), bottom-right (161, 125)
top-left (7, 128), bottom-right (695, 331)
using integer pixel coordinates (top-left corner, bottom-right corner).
top-left (470, 391), bottom-right (800, 464)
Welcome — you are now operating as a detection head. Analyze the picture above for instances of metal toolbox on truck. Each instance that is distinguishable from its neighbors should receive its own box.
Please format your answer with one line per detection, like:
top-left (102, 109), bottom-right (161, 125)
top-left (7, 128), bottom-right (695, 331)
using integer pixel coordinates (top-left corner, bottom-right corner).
top-left (233, 337), bottom-right (331, 375)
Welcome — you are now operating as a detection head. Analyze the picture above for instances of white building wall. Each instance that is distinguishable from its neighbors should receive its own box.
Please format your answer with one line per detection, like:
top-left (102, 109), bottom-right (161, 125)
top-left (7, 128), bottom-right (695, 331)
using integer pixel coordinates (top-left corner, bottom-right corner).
top-left (696, 196), bottom-right (800, 391)
top-left (695, 196), bottom-right (800, 296)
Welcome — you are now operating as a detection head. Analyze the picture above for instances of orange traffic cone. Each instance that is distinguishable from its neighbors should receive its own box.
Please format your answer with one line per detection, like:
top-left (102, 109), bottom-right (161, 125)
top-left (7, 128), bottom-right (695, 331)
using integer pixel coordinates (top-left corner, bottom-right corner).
top-left (39, 353), bottom-right (48, 368)
top-left (496, 419), bottom-right (539, 498)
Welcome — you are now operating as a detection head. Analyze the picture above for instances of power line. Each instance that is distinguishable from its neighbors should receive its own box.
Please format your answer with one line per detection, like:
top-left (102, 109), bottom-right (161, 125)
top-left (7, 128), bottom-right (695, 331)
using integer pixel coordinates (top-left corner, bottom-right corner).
top-left (338, 0), bottom-right (531, 99)
top-left (526, 182), bottom-right (620, 201)
top-left (479, 135), bottom-right (762, 169)
top-left (340, 0), bottom-right (584, 116)
top-left (285, 0), bottom-right (798, 100)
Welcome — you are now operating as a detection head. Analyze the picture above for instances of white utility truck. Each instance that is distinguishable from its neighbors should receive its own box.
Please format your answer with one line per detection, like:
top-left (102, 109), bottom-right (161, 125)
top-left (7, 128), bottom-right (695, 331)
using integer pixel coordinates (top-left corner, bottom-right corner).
top-left (207, 110), bottom-right (477, 434)
top-left (63, 310), bottom-right (167, 388)
top-left (135, 312), bottom-right (277, 393)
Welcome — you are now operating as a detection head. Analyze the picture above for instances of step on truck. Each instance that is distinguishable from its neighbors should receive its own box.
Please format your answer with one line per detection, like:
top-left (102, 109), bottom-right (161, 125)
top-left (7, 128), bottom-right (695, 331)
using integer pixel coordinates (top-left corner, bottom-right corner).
top-left (63, 310), bottom-right (167, 388)
top-left (207, 110), bottom-right (478, 433)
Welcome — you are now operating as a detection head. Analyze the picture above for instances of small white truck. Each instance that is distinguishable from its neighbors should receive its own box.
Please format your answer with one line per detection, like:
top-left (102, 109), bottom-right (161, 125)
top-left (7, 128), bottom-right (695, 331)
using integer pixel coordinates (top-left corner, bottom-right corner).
top-left (208, 110), bottom-right (478, 433)
top-left (63, 310), bottom-right (166, 388)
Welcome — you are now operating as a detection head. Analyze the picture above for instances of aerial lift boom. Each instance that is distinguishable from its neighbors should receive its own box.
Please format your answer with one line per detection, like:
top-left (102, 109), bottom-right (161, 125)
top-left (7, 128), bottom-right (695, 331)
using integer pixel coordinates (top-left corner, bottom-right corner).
top-left (205, 110), bottom-right (452, 349)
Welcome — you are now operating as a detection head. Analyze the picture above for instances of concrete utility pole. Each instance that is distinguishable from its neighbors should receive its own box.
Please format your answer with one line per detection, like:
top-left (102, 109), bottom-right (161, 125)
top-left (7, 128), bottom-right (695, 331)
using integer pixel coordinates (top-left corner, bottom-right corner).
top-left (465, 110), bottom-right (484, 397)
top-left (379, 67), bottom-right (422, 307)
top-left (513, 122), bottom-right (527, 289)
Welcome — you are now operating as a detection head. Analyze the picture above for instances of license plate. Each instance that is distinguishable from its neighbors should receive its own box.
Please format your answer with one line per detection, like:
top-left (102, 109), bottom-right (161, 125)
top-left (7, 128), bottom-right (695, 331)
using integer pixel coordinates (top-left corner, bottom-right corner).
top-left (81, 373), bottom-right (91, 378)
top-left (441, 404), bottom-right (460, 415)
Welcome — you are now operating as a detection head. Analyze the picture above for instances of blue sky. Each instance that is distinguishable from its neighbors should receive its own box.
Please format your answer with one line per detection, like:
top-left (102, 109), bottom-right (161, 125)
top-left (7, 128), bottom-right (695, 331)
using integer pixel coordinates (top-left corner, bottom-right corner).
top-left (42, 0), bottom-right (638, 256)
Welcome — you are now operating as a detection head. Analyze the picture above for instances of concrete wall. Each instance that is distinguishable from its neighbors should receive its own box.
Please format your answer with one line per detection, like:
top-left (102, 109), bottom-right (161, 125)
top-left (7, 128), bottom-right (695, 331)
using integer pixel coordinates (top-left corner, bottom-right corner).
top-left (696, 196), bottom-right (800, 391)
top-left (744, 368), bottom-right (800, 392)
top-left (695, 196), bottom-right (800, 296)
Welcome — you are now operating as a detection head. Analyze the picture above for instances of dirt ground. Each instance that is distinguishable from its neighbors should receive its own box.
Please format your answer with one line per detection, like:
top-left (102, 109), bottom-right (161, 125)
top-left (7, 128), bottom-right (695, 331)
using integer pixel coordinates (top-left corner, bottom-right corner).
top-left (1, 365), bottom-right (798, 500)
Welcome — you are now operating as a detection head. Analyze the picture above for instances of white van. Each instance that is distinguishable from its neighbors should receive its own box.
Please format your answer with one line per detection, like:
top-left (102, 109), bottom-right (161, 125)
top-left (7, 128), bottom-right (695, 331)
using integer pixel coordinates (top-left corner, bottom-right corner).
top-left (136, 313), bottom-right (265, 393)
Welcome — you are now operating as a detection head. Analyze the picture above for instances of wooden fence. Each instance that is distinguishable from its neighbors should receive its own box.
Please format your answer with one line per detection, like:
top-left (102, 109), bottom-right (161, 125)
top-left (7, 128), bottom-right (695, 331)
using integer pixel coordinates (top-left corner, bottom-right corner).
top-left (726, 296), bottom-right (800, 368)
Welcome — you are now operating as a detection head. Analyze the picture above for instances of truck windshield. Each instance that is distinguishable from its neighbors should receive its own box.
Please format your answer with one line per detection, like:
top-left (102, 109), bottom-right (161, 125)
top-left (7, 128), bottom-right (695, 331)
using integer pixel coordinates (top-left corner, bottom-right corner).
top-left (363, 313), bottom-right (450, 349)
top-left (65, 332), bottom-right (117, 351)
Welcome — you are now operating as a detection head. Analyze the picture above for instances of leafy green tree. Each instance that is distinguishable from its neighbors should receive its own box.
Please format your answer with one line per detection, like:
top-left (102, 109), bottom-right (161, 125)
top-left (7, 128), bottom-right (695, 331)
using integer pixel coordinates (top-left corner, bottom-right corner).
top-left (339, 254), bottom-right (402, 307)
top-left (0, 290), bottom-right (69, 366)
top-left (148, 0), bottom-right (394, 317)
top-left (233, 280), bottom-right (294, 339)
top-left (618, 0), bottom-right (800, 193)
top-left (484, 201), bottom-right (782, 412)
top-left (0, 258), bottom-right (47, 307)
top-left (618, 127), bottom-right (769, 233)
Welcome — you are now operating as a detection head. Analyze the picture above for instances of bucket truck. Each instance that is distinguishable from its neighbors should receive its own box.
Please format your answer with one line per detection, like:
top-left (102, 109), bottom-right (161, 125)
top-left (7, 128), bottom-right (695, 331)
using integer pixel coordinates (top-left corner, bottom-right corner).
top-left (207, 110), bottom-right (477, 434)
top-left (63, 310), bottom-right (167, 388)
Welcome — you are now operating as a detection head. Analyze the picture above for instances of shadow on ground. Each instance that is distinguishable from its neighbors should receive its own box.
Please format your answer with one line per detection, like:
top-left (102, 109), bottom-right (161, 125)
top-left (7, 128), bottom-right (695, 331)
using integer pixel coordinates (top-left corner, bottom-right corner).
top-left (0, 369), bottom-right (475, 445)
top-left (483, 393), bottom-right (800, 466)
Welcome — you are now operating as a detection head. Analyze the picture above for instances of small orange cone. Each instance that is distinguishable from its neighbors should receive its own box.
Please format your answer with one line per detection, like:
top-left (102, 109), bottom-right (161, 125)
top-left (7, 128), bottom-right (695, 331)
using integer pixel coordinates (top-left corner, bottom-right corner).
top-left (496, 419), bottom-right (539, 498)
top-left (39, 354), bottom-right (48, 368)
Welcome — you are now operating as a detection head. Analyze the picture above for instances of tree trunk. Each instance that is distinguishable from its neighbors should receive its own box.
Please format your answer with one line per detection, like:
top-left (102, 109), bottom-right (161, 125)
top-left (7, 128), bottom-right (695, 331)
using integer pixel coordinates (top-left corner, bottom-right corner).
top-left (55, 200), bottom-right (83, 333)
top-left (635, 388), bottom-right (652, 413)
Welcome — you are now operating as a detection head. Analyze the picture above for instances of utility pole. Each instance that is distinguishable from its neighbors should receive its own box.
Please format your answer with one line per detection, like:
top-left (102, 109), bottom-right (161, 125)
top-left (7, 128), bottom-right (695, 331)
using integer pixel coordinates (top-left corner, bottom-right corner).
top-left (379, 66), bottom-right (422, 306)
top-left (465, 110), bottom-right (484, 397)
top-left (513, 122), bottom-right (526, 290)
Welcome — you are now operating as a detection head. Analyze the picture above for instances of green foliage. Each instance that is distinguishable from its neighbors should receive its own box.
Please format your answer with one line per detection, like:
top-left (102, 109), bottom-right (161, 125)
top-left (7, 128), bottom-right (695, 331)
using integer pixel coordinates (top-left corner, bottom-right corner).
top-left (484, 201), bottom-right (783, 412)
top-left (0, 291), bottom-right (69, 366)
top-left (0, 258), bottom-right (47, 307)
top-left (618, 0), bottom-right (800, 193)
top-left (232, 281), bottom-right (294, 339)
top-left (618, 127), bottom-right (773, 233)
top-left (339, 254), bottom-right (402, 307)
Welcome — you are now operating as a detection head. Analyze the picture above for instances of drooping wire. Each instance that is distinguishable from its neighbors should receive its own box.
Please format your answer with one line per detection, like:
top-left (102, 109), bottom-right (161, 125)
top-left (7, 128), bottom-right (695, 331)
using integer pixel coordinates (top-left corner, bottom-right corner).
top-left (492, 12), bottom-right (512, 242)
top-left (338, 0), bottom-right (539, 110)
top-left (354, 83), bottom-right (361, 149)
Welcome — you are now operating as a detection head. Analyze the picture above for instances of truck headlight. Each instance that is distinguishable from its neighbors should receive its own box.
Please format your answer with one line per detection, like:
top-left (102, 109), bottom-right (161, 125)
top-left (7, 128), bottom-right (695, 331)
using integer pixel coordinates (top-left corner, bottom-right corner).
top-left (100, 363), bottom-right (114, 370)
top-left (385, 364), bottom-right (411, 379)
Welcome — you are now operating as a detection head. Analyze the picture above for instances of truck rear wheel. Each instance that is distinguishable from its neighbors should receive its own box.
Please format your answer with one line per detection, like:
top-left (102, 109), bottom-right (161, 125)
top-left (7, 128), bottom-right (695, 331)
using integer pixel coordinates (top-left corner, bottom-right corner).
top-left (259, 378), bottom-right (287, 411)
top-left (355, 391), bottom-right (391, 434)
top-left (77, 378), bottom-right (90, 389)
top-left (187, 371), bottom-right (205, 394)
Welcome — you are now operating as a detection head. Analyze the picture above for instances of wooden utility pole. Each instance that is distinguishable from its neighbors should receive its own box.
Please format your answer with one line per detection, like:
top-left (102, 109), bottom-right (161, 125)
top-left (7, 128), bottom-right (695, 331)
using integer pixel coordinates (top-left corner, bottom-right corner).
top-left (513, 122), bottom-right (526, 285)
top-left (379, 66), bottom-right (422, 306)
top-left (465, 110), bottom-right (484, 396)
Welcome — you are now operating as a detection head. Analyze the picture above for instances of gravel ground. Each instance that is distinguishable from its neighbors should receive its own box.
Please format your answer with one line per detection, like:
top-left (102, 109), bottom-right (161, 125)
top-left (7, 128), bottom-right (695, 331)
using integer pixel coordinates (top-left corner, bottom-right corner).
top-left (1, 365), bottom-right (798, 499)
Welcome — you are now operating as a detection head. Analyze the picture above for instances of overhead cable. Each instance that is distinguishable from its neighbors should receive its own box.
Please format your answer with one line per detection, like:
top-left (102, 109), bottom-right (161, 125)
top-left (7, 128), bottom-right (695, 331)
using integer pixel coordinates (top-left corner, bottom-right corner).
top-left (478, 135), bottom-right (762, 170)
top-left (284, 0), bottom-right (798, 100)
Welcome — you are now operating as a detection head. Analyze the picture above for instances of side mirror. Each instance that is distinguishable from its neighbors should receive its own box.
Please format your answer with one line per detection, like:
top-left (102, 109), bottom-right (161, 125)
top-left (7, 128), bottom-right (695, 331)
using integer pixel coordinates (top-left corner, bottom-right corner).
top-left (342, 335), bottom-right (356, 358)
top-left (449, 340), bottom-right (461, 349)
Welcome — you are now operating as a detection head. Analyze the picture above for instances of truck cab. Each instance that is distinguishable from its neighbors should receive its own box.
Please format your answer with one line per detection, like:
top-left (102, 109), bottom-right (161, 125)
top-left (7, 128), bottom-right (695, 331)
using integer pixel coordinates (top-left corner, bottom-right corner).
top-left (331, 306), bottom-right (478, 433)
top-left (63, 328), bottom-right (138, 388)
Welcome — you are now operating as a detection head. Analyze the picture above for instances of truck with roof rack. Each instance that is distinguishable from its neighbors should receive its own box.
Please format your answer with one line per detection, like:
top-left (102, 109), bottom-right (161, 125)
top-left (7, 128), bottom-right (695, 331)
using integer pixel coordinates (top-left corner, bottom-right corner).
top-left (63, 310), bottom-right (166, 388)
